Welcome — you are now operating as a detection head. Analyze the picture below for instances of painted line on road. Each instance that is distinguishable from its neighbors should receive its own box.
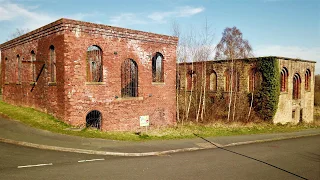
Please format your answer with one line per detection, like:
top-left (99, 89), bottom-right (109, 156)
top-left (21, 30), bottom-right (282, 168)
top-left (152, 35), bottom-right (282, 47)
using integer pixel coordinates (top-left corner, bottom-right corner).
top-left (17, 163), bottom-right (53, 169)
top-left (78, 158), bottom-right (105, 163)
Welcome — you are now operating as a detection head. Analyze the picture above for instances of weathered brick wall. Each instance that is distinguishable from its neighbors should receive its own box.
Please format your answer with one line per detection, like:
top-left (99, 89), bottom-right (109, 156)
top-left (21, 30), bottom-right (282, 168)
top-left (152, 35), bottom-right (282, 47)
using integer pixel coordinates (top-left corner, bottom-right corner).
top-left (178, 60), bottom-right (258, 121)
top-left (274, 58), bottom-right (315, 124)
top-left (0, 18), bottom-right (178, 131)
top-left (62, 20), bottom-right (178, 131)
top-left (178, 57), bottom-right (315, 123)
top-left (0, 32), bottom-right (66, 120)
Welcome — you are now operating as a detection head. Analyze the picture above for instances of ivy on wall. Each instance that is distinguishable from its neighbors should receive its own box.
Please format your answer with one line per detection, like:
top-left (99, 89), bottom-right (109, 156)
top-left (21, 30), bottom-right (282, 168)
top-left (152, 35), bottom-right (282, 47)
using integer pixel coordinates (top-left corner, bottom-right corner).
top-left (252, 57), bottom-right (280, 121)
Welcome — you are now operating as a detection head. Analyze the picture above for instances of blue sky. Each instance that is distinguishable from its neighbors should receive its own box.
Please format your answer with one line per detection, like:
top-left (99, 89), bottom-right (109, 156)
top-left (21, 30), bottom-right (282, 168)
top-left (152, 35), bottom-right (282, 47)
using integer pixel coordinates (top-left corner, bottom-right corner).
top-left (0, 0), bottom-right (319, 74)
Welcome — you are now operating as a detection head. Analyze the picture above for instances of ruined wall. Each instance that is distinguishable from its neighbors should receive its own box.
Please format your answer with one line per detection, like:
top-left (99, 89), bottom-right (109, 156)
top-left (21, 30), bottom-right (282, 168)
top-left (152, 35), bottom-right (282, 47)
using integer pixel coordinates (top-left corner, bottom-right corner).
top-left (178, 60), bottom-right (258, 122)
top-left (0, 19), bottom-right (178, 131)
top-left (61, 19), bottom-right (178, 131)
top-left (178, 57), bottom-right (315, 123)
top-left (0, 20), bottom-right (66, 120)
top-left (274, 58), bottom-right (315, 124)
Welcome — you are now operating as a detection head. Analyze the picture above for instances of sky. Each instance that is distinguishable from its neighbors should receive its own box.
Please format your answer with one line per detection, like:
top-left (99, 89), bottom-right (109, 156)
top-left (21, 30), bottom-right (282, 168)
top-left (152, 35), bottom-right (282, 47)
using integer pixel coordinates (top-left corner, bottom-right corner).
top-left (0, 0), bottom-right (319, 74)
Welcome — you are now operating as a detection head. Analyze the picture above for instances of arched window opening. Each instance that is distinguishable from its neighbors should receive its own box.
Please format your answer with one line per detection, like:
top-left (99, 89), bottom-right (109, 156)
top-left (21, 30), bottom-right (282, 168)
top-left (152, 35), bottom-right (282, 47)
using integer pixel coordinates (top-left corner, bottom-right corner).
top-left (31, 50), bottom-right (36, 82)
top-left (4, 57), bottom-right (8, 82)
top-left (49, 45), bottom-right (56, 82)
top-left (87, 45), bottom-right (103, 82)
top-left (305, 69), bottom-right (311, 91)
top-left (248, 68), bottom-right (262, 92)
top-left (152, 52), bottom-right (164, 82)
top-left (17, 55), bottom-right (21, 83)
top-left (208, 71), bottom-right (217, 91)
top-left (86, 110), bottom-right (101, 129)
top-left (224, 69), bottom-right (239, 92)
top-left (293, 73), bottom-right (301, 100)
top-left (280, 67), bottom-right (288, 92)
top-left (121, 59), bottom-right (138, 97)
top-left (187, 70), bottom-right (196, 91)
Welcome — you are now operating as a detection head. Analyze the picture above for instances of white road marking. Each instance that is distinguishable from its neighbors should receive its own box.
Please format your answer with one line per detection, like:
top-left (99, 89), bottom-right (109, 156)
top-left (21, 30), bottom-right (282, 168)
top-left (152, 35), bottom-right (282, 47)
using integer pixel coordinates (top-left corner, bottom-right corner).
top-left (78, 158), bottom-right (105, 163)
top-left (18, 163), bottom-right (53, 169)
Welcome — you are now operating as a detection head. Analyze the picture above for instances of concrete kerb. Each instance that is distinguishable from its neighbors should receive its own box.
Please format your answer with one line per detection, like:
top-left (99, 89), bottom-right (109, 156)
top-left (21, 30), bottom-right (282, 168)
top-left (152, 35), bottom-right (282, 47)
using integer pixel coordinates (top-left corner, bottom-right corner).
top-left (0, 133), bottom-right (319, 157)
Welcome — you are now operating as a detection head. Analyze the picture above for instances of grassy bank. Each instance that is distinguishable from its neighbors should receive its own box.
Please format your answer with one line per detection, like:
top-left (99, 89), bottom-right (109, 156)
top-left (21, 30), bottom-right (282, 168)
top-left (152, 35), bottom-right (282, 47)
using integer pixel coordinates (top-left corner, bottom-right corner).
top-left (0, 101), bottom-right (319, 141)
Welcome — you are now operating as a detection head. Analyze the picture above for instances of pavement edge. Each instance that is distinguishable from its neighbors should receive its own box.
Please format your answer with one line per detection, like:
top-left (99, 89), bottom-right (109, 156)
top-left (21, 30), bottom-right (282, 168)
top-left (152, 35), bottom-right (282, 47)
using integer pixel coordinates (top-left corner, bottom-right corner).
top-left (0, 133), bottom-right (319, 157)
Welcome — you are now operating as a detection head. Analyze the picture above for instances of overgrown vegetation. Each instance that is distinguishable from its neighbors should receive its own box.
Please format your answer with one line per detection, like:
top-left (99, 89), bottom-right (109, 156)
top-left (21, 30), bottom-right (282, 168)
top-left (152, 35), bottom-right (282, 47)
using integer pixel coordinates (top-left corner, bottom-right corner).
top-left (252, 57), bottom-right (280, 121)
top-left (0, 101), bottom-right (318, 141)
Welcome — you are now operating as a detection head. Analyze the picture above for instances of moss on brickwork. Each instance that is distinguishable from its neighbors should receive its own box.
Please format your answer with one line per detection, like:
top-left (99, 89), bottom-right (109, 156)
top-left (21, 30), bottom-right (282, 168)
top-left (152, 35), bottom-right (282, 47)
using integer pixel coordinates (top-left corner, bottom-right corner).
top-left (253, 57), bottom-right (280, 121)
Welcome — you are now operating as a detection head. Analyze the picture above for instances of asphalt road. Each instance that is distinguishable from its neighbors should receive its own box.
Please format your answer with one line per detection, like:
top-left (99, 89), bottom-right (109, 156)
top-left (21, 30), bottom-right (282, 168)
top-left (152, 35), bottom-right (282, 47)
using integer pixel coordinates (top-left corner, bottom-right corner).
top-left (0, 135), bottom-right (319, 180)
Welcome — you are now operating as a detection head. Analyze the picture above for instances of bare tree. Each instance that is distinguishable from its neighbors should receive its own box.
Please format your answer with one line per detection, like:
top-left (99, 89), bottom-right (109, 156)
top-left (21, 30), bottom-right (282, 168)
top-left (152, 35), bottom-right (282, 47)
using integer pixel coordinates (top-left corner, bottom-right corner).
top-left (173, 20), bottom-right (214, 124)
top-left (8, 28), bottom-right (30, 40)
top-left (215, 27), bottom-right (253, 122)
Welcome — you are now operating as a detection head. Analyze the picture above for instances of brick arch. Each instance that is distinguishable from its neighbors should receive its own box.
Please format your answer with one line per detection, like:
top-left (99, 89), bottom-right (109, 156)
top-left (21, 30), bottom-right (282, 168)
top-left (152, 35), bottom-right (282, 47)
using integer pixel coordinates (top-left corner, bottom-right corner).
top-left (224, 68), bottom-right (239, 92)
top-left (152, 52), bottom-right (164, 82)
top-left (83, 108), bottom-right (103, 129)
top-left (280, 67), bottom-right (289, 92)
top-left (86, 45), bottom-right (103, 82)
top-left (49, 45), bottom-right (56, 82)
top-left (293, 73), bottom-right (301, 99)
top-left (305, 69), bottom-right (311, 91)
top-left (31, 50), bottom-right (36, 82)
top-left (121, 58), bottom-right (138, 97)
top-left (248, 68), bottom-right (262, 92)
top-left (208, 70), bottom-right (217, 91)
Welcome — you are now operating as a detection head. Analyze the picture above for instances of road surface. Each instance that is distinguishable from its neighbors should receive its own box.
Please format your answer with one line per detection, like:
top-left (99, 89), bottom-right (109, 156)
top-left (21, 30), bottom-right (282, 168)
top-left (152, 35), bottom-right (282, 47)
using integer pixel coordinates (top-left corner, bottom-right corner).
top-left (0, 135), bottom-right (319, 180)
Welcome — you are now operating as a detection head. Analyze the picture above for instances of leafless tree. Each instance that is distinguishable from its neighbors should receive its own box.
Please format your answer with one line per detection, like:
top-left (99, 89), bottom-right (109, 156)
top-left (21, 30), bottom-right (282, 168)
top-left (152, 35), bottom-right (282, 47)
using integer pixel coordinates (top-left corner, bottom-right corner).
top-left (172, 20), bottom-right (214, 124)
top-left (8, 28), bottom-right (30, 40)
top-left (215, 27), bottom-right (253, 122)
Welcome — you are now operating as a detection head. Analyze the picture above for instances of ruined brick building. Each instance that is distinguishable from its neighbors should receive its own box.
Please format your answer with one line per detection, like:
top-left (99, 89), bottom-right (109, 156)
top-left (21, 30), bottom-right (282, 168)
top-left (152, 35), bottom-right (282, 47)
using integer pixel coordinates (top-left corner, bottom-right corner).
top-left (0, 19), bottom-right (316, 130)
top-left (0, 18), bottom-right (178, 131)
top-left (178, 57), bottom-right (315, 124)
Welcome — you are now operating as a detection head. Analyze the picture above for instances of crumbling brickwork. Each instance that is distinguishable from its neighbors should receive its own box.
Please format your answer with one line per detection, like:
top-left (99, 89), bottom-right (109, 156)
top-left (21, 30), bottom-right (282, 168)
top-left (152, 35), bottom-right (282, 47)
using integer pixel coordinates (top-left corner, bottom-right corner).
top-left (178, 57), bottom-right (315, 124)
top-left (0, 18), bottom-right (178, 131)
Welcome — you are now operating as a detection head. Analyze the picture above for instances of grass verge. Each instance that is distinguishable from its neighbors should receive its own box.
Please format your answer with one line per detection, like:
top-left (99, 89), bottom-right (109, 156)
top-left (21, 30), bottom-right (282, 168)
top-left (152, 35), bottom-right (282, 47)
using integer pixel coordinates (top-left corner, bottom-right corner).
top-left (0, 101), bottom-right (319, 141)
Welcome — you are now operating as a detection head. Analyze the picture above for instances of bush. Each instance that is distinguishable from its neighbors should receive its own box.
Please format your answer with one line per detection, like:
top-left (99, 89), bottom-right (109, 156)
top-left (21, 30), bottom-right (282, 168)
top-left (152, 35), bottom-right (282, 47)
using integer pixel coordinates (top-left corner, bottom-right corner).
top-left (253, 57), bottom-right (280, 121)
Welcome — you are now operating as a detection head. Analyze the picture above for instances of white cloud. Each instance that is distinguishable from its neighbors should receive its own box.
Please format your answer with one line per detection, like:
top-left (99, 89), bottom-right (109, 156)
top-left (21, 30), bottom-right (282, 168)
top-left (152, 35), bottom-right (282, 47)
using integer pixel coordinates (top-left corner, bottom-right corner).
top-left (0, 1), bottom-right (56, 31)
top-left (148, 6), bottom-right (204, 23)
top-left (177, 6), bottom-right (204, 17)
top-left (109, 13), bottom-right (147, 27)
top-left (254, 45), bottom-right (320, 74)
top-left (0, 1), bottom-right (102, 42)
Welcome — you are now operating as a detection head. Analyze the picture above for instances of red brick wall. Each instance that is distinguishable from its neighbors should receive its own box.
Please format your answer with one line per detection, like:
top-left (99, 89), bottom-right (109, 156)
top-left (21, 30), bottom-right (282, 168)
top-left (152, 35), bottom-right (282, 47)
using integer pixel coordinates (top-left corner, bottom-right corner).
top-left (63, 21), bottom-right (177, 131)
top-left (0, 19), bottom-right (178, 131)
top-left (1, 33), bottom-right (66, 120)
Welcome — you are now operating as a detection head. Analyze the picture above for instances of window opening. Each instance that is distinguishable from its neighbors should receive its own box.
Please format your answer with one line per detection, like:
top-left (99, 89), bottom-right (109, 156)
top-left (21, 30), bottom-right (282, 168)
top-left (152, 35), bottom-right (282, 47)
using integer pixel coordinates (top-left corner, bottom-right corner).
top-left (209, 71), bottom-right (217, 91)
top-left (49, 45), bottom-right (56, 82)
top-left (293, 73), bottom-right (301, 99)
top-left (121, 59), bottom-right (138, 97)
top-left (17, 55), bottom-right (21, 83)
top-left (280, 67), bottom-right (288, 92)
top-left (224, 69), bottom-right (239, 92)
top-left (4, 57), bottom-right (8, 82)
top-left (152, 52), bottom-right (164, 82)
top-left (86, 110), bottom-right (101, 129)
top-left (249, 68), bottom-right (262, 92)
top-left (31, 50), bottom-right (36, 82)
top-left (87, 45), bottom-right (102, 82)
top-left (187, 70), bottom-right (196, 91)
top-left (305, 69), bottom-right (311, 91)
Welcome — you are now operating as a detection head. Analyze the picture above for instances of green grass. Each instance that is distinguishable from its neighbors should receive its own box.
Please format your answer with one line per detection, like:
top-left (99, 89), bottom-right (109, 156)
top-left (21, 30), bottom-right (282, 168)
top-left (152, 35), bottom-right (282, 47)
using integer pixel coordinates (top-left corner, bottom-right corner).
top-left (0, 101), bottom-right (319, 141)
